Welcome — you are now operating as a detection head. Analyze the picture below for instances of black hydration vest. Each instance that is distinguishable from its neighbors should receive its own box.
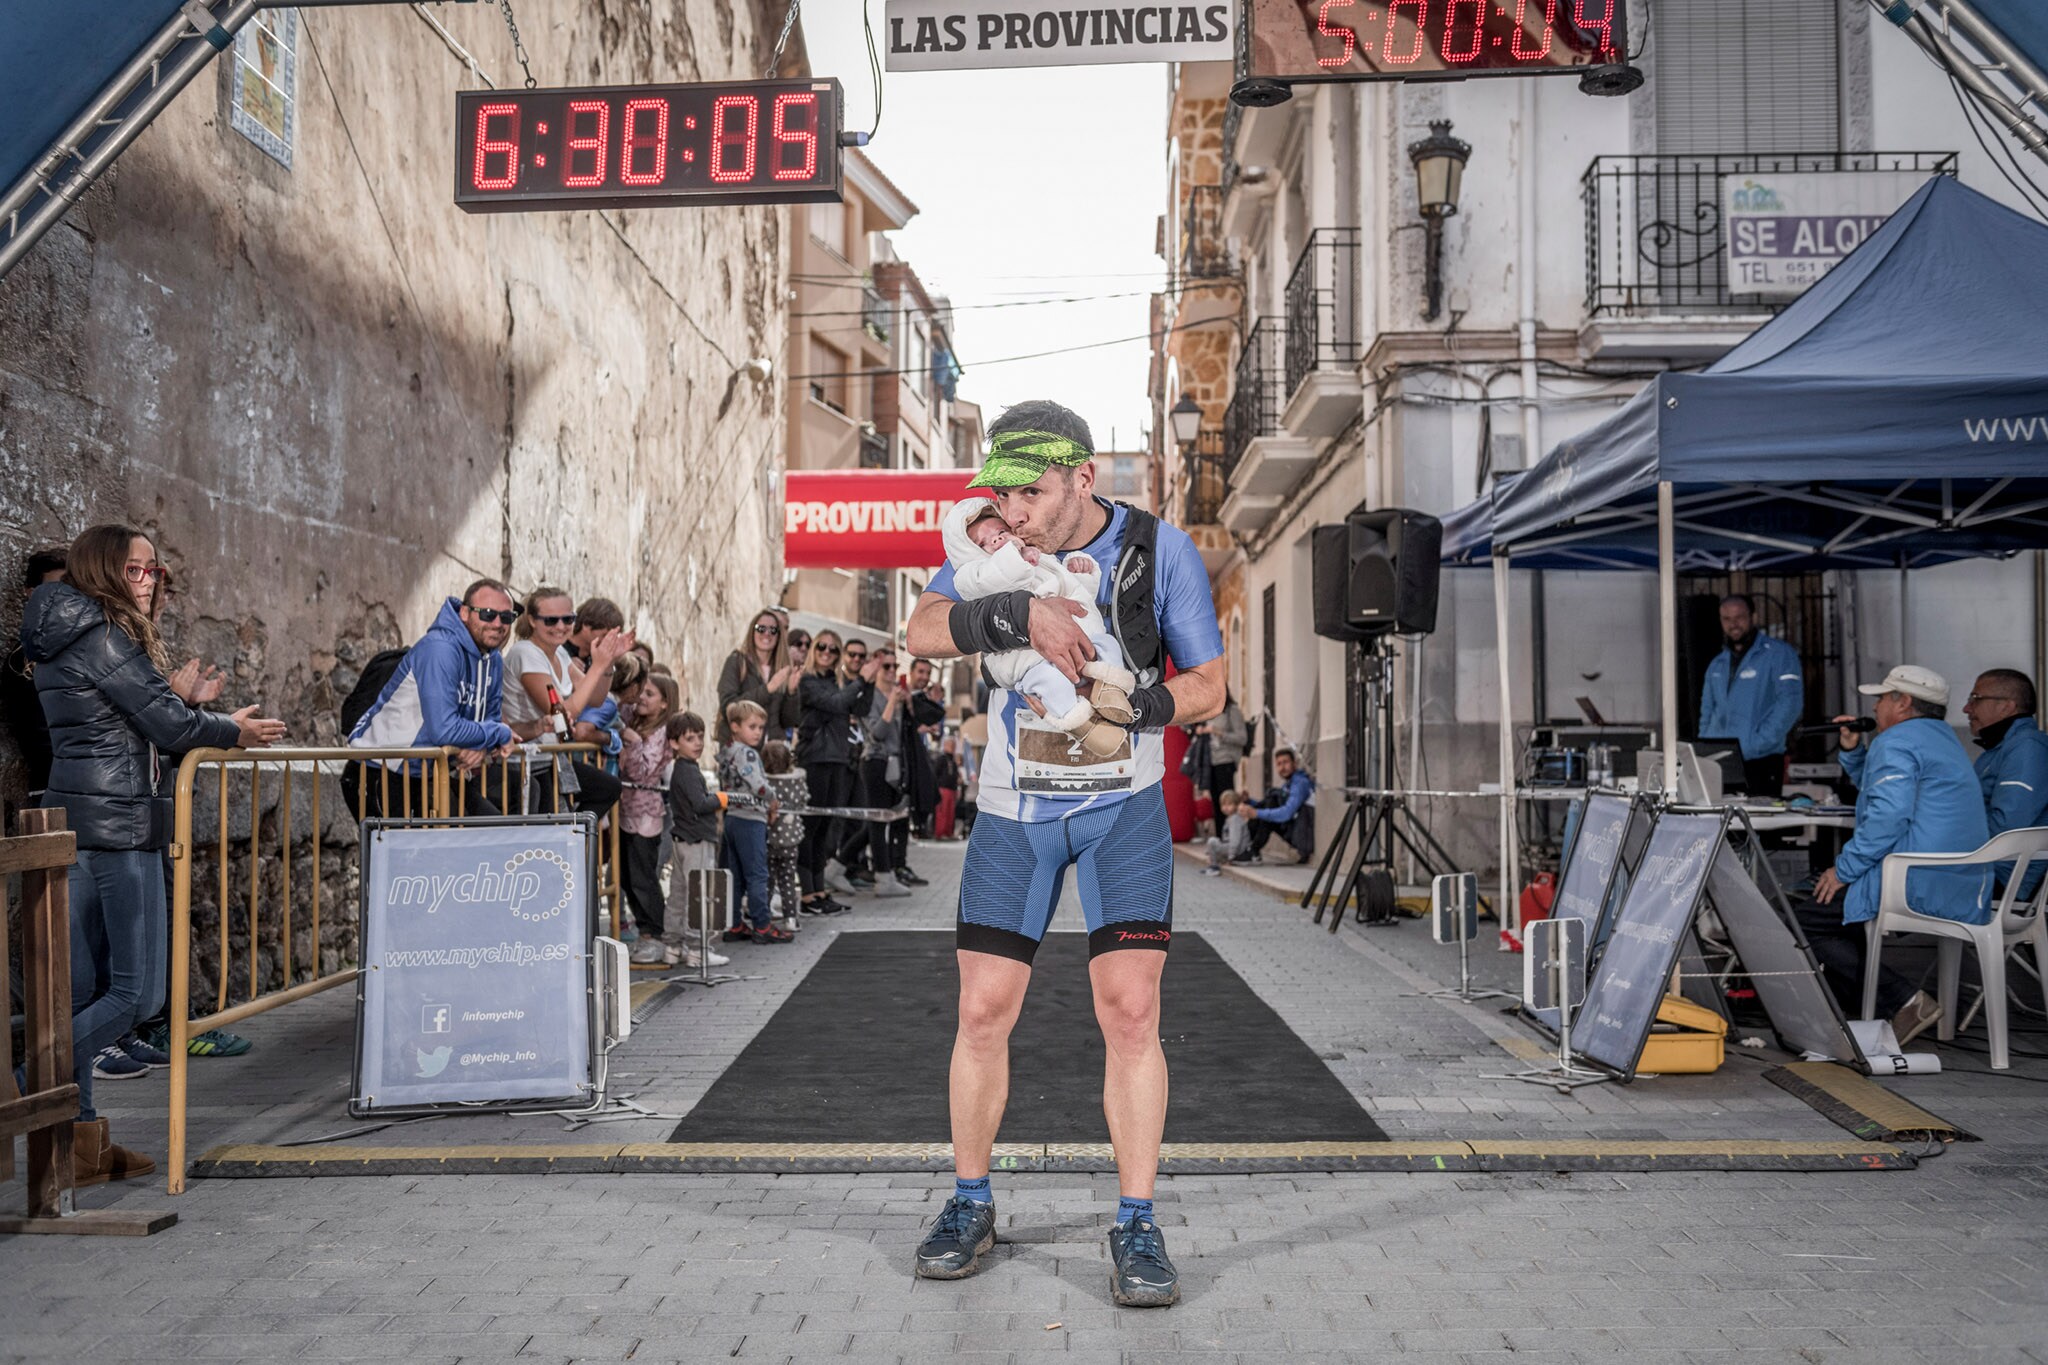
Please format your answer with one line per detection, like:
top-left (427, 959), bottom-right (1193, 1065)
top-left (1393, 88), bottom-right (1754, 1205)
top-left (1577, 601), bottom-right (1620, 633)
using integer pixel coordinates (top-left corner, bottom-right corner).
top-left (1106, 501), bottom-right (1164, 688)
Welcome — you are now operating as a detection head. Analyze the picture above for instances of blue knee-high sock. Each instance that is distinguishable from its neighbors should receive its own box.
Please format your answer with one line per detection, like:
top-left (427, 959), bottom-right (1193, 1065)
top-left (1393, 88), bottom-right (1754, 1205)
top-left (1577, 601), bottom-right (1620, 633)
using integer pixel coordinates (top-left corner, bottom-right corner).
top-left (1116, 1195), bottom-right (1154, 1227)
top-left (955, 1175), bottom-right (992, 1206)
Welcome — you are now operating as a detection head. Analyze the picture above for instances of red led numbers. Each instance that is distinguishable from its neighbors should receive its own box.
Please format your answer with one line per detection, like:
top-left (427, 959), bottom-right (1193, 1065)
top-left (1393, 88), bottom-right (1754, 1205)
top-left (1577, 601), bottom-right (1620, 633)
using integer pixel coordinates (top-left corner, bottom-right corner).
top-left (1510, 0), bottom-right (1560, 60)
top-left (1441, 0), bottom-right (1484, 63)
top-left (455, 80), bottom-right (842, 212)
top-left (473, 103), bottom-right (519, 190)
top-left (710, 95), bottom-right (759, 183)
top-left (771, 93), bottom-right (819, 181)
top-left (1574, 0), bottom-right (1616, 55)
top-left (620, 98), bottom-right (668, 185)
top-left (1384, 0), bottom-right (1428, 65)
top-left (565, 100), bottom-right (608, 187)
top-left (1315, 0), bottom-right (1357, 67)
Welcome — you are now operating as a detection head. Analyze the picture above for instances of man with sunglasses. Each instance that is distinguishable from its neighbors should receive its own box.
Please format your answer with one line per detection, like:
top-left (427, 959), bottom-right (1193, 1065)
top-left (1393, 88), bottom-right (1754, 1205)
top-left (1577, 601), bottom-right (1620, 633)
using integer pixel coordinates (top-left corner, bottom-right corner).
top-left (349, 579), bottom-right (520, 817)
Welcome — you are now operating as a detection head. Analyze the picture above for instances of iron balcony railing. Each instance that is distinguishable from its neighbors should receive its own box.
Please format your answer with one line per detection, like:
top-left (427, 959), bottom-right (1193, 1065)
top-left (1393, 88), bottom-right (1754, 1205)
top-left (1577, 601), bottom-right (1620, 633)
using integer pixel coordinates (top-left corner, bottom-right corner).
top-left (1283, 228), bottom-right (1362, 398)
top-left (862, 283), bottom-right (891, 343)
top-left (1222, 98), bottom-right (1243, 193)
top-left (1183, 428), bottom-right (1229, 526)
top-left (1181, 184), bottom-right (1230, 279)
top-left (858, 569), bottom-right (890, 631)
top-left (859, 428), bottom-right (890, 469)
top-left (1582, 151), bottom-right (1957, 316)
top-left (1223, 316), bottom-right (1284, 480)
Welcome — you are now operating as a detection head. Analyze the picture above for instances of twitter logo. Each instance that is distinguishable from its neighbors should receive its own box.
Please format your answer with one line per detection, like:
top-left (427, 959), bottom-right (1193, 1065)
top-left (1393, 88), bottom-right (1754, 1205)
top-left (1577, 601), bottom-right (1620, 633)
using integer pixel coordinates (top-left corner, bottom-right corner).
top-left (415, 1045), bottom-right (452, 1078)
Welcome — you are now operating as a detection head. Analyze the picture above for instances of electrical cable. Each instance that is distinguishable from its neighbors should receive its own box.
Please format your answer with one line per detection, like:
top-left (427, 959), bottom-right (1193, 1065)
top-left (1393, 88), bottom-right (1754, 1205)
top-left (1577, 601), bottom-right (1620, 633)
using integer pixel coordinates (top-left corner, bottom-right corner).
top-left (785, 315), bottom-right (1217, 382)
top-left (863, 0), bottom-right (884, 138)
top-left (789, 289), bottom-right (1157, 320)
top-left (1946, 73), bottom-right (2048, 220)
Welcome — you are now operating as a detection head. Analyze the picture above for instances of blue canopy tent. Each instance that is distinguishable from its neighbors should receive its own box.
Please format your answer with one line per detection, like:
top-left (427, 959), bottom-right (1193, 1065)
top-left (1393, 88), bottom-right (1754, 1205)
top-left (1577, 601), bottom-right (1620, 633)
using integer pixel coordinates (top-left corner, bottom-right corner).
top-left (1441, 175), bottom-right (2048, 910)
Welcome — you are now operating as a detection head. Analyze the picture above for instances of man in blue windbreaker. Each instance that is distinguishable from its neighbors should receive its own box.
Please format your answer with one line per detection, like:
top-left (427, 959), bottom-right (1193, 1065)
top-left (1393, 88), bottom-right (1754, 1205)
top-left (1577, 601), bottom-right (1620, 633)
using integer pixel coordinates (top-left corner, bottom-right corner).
top-left (1798, 665), bottom-right (1989, 1045)
top-left (1245, 746), bottom-right (1316, 864)
top-left (349, 578), bottom-right (519, 817)
top-left (1697, 594), bottom-right (1803, 796)
top-left (1964, 668), bottom-right (2048, 898)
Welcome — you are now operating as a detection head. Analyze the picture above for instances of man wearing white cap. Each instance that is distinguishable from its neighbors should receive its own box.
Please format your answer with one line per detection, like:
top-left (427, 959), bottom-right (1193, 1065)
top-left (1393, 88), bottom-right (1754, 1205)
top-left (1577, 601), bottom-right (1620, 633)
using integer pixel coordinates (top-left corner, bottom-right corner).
top-left (1799, 664), bottom-right (1990, 1044)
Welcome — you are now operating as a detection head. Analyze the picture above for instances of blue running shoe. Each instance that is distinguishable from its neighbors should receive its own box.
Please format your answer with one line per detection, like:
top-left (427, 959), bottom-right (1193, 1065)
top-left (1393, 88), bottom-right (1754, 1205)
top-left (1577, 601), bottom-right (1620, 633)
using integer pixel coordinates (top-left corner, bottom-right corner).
top-left (117, 1031), bottom-right (171, 1068)
top-left (913, 1196), bottom-right (996, 1280)
top-left (90, 1045), bottom-right (150, 1080)
top-left (1108, 1217), bottom-right (1180, 1307)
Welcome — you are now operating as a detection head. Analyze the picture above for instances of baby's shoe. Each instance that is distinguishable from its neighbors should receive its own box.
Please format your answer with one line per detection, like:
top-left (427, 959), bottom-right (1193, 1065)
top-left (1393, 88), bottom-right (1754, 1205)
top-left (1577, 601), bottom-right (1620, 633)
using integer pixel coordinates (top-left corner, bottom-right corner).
top-left (1089, 680), bottom-right (1135, 725)
top-left (1078, 720), bottom-right (1129, 760)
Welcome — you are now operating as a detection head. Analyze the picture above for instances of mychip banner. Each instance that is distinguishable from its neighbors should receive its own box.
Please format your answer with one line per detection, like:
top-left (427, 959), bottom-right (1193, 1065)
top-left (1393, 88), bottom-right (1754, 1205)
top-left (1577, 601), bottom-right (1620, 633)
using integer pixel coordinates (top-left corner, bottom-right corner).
top-left (883, 1), bottom-right (1234, 71)
top-left (352, 817), bottom-right (598, 1115)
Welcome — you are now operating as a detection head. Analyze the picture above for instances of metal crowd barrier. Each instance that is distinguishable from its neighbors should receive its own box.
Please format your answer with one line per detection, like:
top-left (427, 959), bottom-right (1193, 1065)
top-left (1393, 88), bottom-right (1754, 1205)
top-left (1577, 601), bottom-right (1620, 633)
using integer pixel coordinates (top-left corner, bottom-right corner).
top-left (164, 742), bottom-right (623, 1193)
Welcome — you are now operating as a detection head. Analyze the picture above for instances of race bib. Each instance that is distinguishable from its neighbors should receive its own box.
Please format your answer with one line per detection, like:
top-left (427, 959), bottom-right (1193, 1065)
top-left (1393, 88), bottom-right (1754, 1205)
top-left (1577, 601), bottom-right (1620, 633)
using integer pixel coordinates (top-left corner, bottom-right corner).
top-left (1013, 712), bottom-right (1135, 795)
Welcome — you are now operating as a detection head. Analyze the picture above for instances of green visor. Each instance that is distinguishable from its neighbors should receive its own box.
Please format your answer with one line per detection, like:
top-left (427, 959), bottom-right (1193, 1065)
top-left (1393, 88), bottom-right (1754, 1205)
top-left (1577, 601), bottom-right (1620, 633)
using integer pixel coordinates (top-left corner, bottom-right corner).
top-left (965, 430), bottom-right (1094, 490)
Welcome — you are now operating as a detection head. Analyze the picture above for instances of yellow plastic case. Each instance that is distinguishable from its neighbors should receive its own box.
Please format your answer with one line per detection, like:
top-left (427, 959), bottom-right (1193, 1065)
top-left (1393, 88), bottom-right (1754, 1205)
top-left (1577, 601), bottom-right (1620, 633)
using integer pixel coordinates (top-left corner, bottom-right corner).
top-left (1638, 994), bottom-right (1728, 1074)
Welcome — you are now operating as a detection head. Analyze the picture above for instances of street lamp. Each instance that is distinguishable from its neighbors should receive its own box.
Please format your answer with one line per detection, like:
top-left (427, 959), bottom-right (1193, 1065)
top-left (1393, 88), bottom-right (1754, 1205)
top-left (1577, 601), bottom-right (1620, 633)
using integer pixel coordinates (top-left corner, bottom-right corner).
top-left (1407, 119), bottom-right (1472, 323)
top-left (1169, 391), bottom-right (1204, 448)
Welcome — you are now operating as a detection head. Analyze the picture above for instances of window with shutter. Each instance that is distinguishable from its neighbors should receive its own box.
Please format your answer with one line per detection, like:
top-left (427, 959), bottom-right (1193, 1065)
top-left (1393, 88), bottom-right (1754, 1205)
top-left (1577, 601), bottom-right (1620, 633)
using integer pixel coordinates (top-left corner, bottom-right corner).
top-left (1653, 0), bottom-right (1841, 154)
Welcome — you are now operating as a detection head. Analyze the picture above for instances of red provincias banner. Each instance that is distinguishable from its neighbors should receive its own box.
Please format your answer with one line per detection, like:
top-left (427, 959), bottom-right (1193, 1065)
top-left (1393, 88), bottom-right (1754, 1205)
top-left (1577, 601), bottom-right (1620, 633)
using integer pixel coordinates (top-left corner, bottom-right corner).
top-left (782, 468), bottom-right (981, 569)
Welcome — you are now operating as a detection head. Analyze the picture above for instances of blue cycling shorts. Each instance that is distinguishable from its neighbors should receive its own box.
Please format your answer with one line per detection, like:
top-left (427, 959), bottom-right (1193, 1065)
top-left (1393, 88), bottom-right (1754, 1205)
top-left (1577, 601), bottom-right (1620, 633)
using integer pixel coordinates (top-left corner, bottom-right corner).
top-left (957, 783), bottom-right (1175, 962)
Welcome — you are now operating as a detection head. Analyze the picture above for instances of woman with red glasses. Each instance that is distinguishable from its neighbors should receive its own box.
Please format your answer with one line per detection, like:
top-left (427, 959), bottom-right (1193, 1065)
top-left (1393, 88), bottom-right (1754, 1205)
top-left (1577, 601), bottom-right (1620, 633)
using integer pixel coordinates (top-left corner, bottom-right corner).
top-left (20, 524), bottom-right (285, 1186)
top-left (714, 608), bottom-right (802, 747)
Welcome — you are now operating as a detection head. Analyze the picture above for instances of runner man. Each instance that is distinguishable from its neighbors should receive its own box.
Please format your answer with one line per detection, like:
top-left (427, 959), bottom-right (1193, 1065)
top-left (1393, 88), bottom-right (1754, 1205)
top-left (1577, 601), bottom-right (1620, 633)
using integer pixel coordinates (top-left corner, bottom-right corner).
top-left (903, 400), bottom-right (1225, 1307)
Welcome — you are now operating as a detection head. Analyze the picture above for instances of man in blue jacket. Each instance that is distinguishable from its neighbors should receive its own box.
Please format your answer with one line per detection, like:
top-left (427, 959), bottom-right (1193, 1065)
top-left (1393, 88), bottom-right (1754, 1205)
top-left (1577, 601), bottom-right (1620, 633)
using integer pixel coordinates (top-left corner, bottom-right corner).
top-left (349, 579), bottom-right (519, 817)
top-left (1964, 667), bottom-right (2048, 898)
top-left (1697, 594), bottom-right (1803, 796)
top-left (1798, 665), bottom-right (1989, 1045)
top-left (1244, 746), bottom-right (1316, 864)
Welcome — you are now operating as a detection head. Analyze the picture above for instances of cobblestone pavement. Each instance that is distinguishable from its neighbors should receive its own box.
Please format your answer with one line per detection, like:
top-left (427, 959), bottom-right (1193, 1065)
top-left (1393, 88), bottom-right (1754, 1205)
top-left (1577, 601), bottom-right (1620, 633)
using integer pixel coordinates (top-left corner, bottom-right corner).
top-left (5, 839), bottom-right (2047, 1363)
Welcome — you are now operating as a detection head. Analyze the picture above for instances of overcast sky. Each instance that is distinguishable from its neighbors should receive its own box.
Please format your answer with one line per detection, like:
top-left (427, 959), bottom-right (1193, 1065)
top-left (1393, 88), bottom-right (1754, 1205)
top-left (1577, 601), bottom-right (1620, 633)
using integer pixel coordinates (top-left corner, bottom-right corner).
top-left (802, 6), bottom-right (1170, 454)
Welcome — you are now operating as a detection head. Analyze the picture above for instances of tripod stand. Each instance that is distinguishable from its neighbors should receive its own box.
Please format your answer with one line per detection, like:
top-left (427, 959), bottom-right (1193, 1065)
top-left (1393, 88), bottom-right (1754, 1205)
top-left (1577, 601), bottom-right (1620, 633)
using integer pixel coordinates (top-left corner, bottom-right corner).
top-left (1303, 638), bottom-right (1460, 931)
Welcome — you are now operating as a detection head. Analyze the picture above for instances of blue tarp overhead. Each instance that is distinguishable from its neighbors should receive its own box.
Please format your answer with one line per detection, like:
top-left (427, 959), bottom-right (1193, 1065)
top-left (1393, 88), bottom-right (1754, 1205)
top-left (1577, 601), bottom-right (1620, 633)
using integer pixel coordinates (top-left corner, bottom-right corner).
top-left (2, 3), bottom-right (187, 199)
top-left (1444, 177), bottom-right (2048, 572)
top-left (1972, 0), bottom-right (2048, 81)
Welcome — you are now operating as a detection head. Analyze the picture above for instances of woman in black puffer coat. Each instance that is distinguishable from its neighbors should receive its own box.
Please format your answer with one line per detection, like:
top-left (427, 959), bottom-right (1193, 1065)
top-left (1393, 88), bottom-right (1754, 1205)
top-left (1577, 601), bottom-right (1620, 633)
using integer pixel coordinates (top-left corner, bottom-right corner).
top-left (21, 524), bottom-right (284, 1184)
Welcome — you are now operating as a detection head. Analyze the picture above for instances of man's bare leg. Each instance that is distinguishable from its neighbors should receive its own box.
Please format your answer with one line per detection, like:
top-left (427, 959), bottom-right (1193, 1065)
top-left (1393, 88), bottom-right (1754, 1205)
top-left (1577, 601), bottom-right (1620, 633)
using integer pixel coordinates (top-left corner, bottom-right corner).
top-left (949, 950), bottom-right (1033, 1179)
top-left (1090, 949), bottom-right (1168, 1198)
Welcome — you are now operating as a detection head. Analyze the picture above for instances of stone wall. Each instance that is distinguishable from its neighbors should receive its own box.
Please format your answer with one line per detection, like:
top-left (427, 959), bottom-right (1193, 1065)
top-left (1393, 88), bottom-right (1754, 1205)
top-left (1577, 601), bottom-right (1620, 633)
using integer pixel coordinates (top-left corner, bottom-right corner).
top-left (1, 1), bottom-right (795, 995)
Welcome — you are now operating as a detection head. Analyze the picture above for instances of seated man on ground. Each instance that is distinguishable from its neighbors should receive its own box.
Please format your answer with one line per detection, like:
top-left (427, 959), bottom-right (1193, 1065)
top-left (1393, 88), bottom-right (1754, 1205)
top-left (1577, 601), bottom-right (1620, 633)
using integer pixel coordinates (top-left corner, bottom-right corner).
top-left (1244, 747), bottom-right (1316, 864)
top-left (1800, 665), bottom-right (1990, 1045)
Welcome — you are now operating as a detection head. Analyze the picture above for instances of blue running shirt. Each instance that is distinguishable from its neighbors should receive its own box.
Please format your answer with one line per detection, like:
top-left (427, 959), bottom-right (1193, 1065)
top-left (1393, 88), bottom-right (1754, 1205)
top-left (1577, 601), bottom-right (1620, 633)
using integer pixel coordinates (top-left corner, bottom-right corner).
top-left (929, 499), bottom-right (1224, 822)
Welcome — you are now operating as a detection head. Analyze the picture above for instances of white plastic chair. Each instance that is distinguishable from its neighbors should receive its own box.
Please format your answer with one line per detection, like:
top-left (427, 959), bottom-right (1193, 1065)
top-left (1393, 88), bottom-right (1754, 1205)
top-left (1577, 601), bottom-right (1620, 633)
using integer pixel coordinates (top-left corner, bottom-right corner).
top-left (1861, 827), bottom-right (2048, 1069)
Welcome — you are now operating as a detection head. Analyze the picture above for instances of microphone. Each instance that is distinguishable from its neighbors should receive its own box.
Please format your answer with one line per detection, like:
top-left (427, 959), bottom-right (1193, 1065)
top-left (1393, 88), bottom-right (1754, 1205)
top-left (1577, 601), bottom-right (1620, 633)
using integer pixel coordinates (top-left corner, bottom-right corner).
top-left (1793, 717), bottom-right (1875, 738)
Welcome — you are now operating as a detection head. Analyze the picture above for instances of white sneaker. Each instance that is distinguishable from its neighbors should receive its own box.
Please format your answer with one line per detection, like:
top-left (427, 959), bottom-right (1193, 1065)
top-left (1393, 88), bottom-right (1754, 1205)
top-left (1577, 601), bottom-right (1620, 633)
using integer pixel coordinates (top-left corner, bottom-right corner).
top-left (870, 876), bottom-right (910, 898)
top-left (824, 861), bottom-right (856, 894)
top-left (705, 947), bottom-right (731, 967)
top-left (1201, 866), bottom-right (1222, 877)
top-left (628, 939), bottom-right (668, 965)
top-left (779, 915), bottom-right (800, 933)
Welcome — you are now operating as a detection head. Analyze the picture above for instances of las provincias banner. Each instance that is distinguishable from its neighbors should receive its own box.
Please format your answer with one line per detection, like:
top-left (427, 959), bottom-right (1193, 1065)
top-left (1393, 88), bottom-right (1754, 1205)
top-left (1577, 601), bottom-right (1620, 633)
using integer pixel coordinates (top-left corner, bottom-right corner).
top-left (784, 467), bottom-right (981, 569)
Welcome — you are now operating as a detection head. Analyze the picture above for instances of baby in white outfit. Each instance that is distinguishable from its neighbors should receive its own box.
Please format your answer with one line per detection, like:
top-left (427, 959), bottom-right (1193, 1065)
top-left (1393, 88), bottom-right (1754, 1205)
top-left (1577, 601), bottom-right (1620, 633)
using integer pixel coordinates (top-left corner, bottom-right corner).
top-left (941, 497), bottom-right (1137, 758)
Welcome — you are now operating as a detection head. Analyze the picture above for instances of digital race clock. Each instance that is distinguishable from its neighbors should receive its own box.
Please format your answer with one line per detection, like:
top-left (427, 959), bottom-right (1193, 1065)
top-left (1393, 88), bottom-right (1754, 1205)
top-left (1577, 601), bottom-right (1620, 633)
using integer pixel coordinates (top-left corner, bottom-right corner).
top-left (1244, 0), bottom-right (1627, 83)
top-left (454, 78), bottom-right (843, 213)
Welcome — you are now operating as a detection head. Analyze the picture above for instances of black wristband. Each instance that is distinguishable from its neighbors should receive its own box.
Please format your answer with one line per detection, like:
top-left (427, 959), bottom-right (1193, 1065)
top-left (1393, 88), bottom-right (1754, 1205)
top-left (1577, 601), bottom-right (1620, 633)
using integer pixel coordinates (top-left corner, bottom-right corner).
top-left (1126, 683), bottom-right (1177, 731)
top-left (948, 591), bottom-right (1034, 655)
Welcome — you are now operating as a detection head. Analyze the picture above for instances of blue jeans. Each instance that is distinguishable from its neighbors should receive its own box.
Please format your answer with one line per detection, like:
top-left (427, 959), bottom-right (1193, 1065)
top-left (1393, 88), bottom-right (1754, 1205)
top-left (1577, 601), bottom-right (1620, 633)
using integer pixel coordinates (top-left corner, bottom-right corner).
top-left (723, 818), bottom-right (772, 929)
top-left (69, 847), bottom-right (168, 1120)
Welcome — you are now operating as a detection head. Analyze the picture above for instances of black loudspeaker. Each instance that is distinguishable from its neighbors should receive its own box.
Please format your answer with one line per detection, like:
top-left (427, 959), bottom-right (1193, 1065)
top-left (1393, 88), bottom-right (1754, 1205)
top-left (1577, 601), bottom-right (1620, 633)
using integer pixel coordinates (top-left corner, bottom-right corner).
top-left (1311, 507), bottom-right (1442, 641)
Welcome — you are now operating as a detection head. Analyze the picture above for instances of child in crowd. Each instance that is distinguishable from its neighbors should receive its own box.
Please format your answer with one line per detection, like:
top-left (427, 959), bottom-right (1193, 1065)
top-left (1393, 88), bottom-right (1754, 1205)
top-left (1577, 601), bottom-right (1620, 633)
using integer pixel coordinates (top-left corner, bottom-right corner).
top-left (1203, 789), bottom-right (1252, 876)
top-left (718, 699), bottom-right (790, 945)
top-left (760, 739), bottom-right (809, 933)
top-left (576, 652), bottom-right (645, 774)
top-left (938, 497), bottom-right (1135, 757)
top-left (620, 673), bottom-right (680, 964)
top-left (663, 711), bottom-right (730, 969)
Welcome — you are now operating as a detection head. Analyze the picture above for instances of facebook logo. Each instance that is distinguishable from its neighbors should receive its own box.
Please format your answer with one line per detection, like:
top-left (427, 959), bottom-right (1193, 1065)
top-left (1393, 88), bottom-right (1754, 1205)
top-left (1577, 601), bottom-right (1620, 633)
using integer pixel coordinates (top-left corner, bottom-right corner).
top-left (422, 1003), bottom-right (452, 1034)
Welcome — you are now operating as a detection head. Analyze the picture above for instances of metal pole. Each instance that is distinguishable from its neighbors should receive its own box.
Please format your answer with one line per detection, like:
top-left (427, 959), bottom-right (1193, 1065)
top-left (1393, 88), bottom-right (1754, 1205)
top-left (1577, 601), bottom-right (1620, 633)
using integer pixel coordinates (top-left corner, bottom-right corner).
top-left (1658, 481), bottom-right (1679, 797)
top-left (1883, 1), bottom-right (2048, 166)
top-left (0, 0), bottom-right (263, 281)
top-left (1494, 551), bottom-right (1517, 944)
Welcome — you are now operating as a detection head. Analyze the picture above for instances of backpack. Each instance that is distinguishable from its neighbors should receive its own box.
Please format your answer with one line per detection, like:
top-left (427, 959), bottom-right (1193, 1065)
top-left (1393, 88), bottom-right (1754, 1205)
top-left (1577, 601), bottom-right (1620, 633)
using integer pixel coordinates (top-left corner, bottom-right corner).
top-left (340, 646), bottom-right (408, 736)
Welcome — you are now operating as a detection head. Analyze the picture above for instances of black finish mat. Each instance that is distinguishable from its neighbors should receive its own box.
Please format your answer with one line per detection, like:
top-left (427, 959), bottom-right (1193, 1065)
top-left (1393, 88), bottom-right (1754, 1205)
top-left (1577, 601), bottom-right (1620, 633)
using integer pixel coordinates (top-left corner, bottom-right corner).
top-left (668, 930), bottom-right (1385, 1143)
